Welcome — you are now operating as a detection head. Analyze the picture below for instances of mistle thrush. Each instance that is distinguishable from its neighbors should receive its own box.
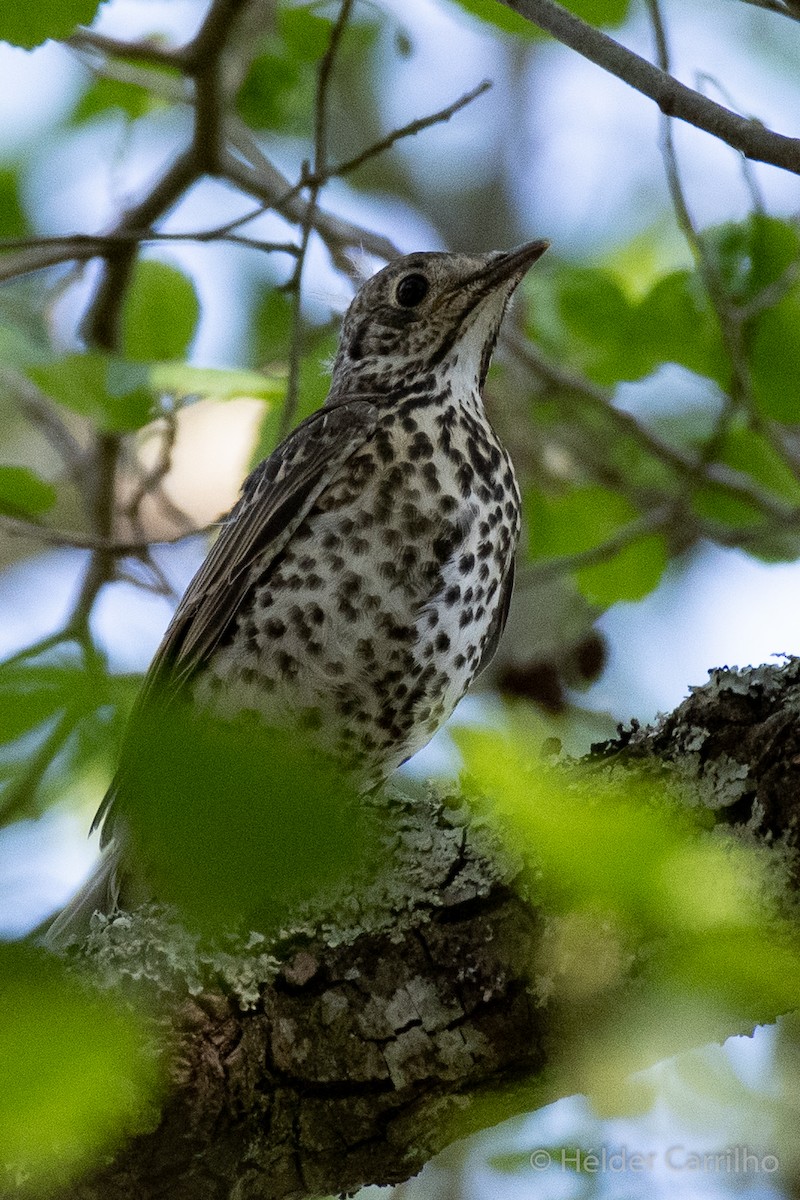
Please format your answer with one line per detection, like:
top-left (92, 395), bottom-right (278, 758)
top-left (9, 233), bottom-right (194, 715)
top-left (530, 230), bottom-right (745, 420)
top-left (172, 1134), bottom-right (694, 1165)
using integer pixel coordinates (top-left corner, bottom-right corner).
top-left (47, 239), bottom-right (548, 942)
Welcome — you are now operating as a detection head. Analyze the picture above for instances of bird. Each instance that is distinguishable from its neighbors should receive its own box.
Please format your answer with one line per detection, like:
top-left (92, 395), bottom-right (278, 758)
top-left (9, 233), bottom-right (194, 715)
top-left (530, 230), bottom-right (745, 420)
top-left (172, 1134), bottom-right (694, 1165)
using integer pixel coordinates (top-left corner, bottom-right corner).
top-left (45, 239), bottom-right (549, 945)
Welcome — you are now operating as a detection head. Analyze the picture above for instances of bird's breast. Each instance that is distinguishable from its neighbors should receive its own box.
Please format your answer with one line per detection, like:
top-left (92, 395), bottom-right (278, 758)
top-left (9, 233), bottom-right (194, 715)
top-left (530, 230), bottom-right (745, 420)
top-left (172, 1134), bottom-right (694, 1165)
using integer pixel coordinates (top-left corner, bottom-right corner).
top-left (194, 398), bottom-right (520, 783)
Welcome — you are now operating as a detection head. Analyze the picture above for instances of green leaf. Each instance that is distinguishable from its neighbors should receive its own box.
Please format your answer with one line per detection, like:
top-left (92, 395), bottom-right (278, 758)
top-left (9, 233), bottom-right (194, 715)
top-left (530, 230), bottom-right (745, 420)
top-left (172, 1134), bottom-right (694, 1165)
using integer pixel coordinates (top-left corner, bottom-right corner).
top-left (0, 945), bottom-right (159, 1187)
top-left (72, 75), bottom-right (162, 124)
top-left (235, 5), bottom-right (335, 136)
top-left (750, 288), bottom-right (800, 423)
top-left (689, 425), bottom-right (800, 559)
top-left (527, 265), bottom-right (653, 385)
top-left (705, 214), bottom-right (800, 306)
top-left (149, 363), bottom-right (284, 401)
top-left (0, 466), bottom-right (56, 518)
top-left (0, 663), bottom-right (113, 746)
top-left (450, 0), bottom-right (629, 38)
top-left (566, 0), bottom-right (630, 23)
top-left (449, 0), bottom-right (543, 39)
top-left (526, 486), bottom-right (667, 605)
top-left (253, 288), bottom-right (295, 365)
top-left (456, 725), bottom-right (800, 1026)
top-left (577, 533), bottom-right (667, 606)
top-left (636, 270), bottom-right (727, 384)
top-left (121, 260), bottom-right (199, 363)
top-left (0, 0), bottom-right (105, 48)
top-left (0, 323), bottom-right (52, 370)
top-left (691, 483), bottom-right (763, 531)
top-left (118, 703), bottom-right (385, 935)
top-left (29, 353), bottom-right (153, 432)
top-left (718, 423), bottom-right (800, 504)
top-left (251, 330), bottom-right (337, 461)
top-left (236, 28), bottom-right (322, 136)
top-left (279, 4), bottom-right (335, 60)
top-left (0, 168), bottom-right (27, 238)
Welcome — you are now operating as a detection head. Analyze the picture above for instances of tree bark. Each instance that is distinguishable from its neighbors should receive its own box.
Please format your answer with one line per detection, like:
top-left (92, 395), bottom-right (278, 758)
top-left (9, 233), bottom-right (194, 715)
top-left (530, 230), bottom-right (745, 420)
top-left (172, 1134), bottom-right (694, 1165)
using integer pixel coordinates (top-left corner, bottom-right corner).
top-left (53, 659), bottom-right (800, 1200)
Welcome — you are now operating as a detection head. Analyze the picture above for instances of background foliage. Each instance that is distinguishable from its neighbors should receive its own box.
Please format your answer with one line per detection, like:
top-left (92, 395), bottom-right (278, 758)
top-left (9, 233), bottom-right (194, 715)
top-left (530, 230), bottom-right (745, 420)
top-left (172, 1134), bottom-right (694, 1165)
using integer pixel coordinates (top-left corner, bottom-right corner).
top-left (1, 0), bottom-right (800, 1193)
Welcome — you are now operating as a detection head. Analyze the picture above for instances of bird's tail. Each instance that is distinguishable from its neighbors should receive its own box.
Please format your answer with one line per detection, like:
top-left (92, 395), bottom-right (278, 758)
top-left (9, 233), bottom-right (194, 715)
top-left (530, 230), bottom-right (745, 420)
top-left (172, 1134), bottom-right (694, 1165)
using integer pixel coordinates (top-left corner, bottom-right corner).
top-left (42, 841), bottom-right (124, 949)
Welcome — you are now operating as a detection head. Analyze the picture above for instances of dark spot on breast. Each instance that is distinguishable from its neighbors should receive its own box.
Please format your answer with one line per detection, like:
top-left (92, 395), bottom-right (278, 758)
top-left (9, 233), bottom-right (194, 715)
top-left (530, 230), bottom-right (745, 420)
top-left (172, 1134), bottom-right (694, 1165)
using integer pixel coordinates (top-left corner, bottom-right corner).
top-left (374, 430), bottom-right (394, 464)
top-left (276, 650), bottom-right (297, 676)
top-left (409, 432), bottom-right (434, 460)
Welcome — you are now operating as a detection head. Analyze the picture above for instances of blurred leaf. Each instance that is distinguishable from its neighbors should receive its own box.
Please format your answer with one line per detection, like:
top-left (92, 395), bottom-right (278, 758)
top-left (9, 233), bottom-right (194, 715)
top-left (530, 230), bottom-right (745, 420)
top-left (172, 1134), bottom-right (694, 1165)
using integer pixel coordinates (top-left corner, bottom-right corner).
top-left (0, 944), bottom-right (159, 1188)
top-left (0, 322), bottom-right (52, 369)
top-left (0, 663), bottom-right (115, 747)
top-left (750, 288), bottom-right (800, 423)
top-left (237, 44), bottom-right (307, 131)
top-left (705, 214), bottom-right (800, 306)
top-left (691, 482), bottom-right (763, 530)
top-left (526, 486), bottom-right (667, 605)
top-left (118, 702), bottom-right (383, 934)
top-left (456, 725), bottom-right (800, 1041)
top-left (557, 268), bottom-right (643, 385)
top-left (279, 4), bottom-right (335, 60)
top-left (660, 928), bottom-right (800, 1026)
top-left (688, 424), bottom-right (798, 534)
top-left (568, 0), bottom-right (630, 25)
top-left (149, 362), bottom-right (284, 401)
top-left (487, 1151), bottom-right (537, 1173)
top-left (636, 271), bottom-right (727, 385)
top-left (450, 0), bottom-right (543, 38)
top-left (236, 6), bottom-right (334, 134)
top-left (0, 0), bottom-right (104, 48)
top-left (71, 75), bottom-right (163, 124)
top-left (0, 168), bottom-right (27, 237)
top-left (253, 288), bottom-right (295, 366)
top-left (251, 330), bottom-right (337, 461)
top-left (718, 423), bottom-right (800, 503)
top-left (29, 353), bottom-right (153, 432)
top-left (577, 533), bottom-right (666, 606)
top-left (121, 260), bottom-right (199, 363)
top-left (451, 0), bottom-right (629, 38)
top-left (526, 262), bottom-right (727, 387)
top-left (0, 466), bottom-right (56, 518)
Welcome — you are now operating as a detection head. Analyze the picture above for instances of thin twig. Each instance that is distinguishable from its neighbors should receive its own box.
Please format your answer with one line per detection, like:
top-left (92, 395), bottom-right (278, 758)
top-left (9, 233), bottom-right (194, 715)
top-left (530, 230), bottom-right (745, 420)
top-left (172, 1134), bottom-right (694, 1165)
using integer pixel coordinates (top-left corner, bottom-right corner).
top-left (648, 0), bottom-right (800, 481)
top-left (737, 0), bottom-right (800, 20)
top-left (68, 28), bottom-right (188, 67)
top-left (0, 710), bottom-right (79, 824)
top-left (519, 508), bottom-right (673, 584)
top-left (327, 79), bottom-right (492, 180)
top-left (507, 332), bottom-right (800, 522)
top-left (0, 512), bottom-right (208, 553)
top-left (281, 0), bottom-right (355, 438)
top-left (187, 81), bottom-right (491, 252)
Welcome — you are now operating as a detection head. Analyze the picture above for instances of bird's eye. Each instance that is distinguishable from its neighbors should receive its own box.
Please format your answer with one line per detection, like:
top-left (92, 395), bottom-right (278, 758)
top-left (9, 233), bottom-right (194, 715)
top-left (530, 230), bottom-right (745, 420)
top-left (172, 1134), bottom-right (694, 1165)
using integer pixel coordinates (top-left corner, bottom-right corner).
top-left (395, 273), bottom-right (429, 308)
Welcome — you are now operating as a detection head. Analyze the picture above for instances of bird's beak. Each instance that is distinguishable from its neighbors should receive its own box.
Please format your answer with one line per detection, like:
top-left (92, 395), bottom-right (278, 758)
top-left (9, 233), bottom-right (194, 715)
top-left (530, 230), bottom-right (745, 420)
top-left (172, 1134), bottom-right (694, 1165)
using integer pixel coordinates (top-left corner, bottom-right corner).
top-left (477, 239), bottom-right (550, 289)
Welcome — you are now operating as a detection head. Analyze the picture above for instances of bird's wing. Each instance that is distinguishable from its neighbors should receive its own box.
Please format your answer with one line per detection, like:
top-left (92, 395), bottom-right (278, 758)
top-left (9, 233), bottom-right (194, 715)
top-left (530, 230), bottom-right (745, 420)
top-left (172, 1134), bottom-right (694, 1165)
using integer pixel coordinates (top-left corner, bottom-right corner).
top-left (474, 556), bottom-right (515, 678)
top-left (141, 397), bottom-right (380, 700)
top-left (91, 397), bottom-right (379, 839)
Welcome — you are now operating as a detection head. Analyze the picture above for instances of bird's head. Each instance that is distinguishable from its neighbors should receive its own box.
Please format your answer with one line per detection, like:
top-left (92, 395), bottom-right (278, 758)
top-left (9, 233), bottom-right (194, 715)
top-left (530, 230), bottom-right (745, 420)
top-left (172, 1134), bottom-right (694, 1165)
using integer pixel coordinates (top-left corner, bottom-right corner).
top-left (329, 240), bottom-right (549, 401)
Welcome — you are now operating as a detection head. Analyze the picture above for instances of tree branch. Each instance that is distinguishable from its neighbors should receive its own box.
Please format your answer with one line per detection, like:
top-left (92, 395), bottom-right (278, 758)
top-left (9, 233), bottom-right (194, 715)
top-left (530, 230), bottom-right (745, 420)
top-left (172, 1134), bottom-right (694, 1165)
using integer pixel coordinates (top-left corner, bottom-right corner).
top-left (500, 0), bottom-right (800, 174)
top-left (39, 659), bottom-right (800, 1199)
